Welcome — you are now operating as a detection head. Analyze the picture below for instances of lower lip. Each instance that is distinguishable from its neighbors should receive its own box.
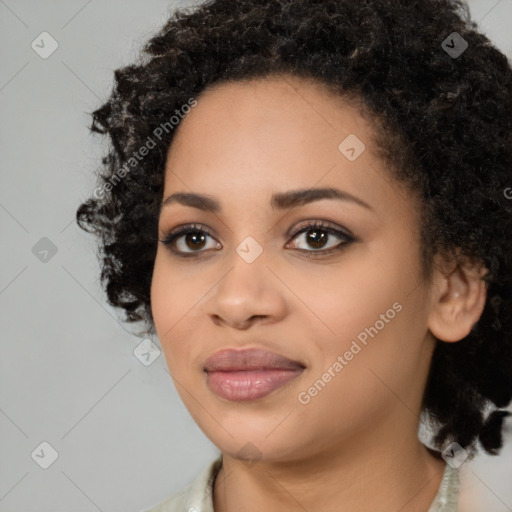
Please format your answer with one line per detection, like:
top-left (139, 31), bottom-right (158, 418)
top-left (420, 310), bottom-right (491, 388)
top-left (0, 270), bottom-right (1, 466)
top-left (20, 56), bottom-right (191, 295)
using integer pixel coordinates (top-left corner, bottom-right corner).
top-left (205, 369), bottom-right (303, 402)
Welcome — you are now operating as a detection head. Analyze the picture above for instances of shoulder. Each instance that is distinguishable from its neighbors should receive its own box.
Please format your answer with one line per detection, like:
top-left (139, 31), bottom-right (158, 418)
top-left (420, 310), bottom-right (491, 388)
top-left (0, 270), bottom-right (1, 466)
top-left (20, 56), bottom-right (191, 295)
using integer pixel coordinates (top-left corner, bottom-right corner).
top-left (141, 455), bottom-right (223, 512)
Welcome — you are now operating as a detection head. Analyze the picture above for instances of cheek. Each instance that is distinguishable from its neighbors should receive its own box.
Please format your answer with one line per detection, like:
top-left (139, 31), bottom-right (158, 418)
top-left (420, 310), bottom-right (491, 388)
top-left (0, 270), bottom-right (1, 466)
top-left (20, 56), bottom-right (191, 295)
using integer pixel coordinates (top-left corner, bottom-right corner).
top-left (150, 254), bottom-right (192, 366)
top-left (295, 257), bottom-right (424, 392)
top-left (309, 295), bottom-right (428, 419)
top-left (293, 304), bottom-right (419, 441)
top-left (150, 255), bottom-right (171, 335)
top-left (290, 257), bottom-right (404, 344)
top-left (151, 252), bottom-right (198, 325)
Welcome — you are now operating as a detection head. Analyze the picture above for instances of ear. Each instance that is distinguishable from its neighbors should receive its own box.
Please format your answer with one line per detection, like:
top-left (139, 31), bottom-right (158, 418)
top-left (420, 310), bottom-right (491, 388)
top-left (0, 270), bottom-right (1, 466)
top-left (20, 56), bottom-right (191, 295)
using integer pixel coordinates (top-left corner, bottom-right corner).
top-left (427, 254), bottom-right (488, 342)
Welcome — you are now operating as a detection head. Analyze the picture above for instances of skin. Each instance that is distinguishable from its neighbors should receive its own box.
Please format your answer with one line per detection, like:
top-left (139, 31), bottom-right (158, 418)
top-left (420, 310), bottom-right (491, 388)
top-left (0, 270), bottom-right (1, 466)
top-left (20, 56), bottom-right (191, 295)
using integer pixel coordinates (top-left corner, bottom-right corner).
top-left (150, 74), bottom-right (488, 512)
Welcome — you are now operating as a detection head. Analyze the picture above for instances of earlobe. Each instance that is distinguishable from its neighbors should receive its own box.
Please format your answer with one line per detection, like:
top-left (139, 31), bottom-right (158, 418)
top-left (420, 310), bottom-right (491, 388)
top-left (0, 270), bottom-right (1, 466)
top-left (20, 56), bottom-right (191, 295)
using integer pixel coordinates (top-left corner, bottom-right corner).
top-left (427, 257), bottom-right (488, 343)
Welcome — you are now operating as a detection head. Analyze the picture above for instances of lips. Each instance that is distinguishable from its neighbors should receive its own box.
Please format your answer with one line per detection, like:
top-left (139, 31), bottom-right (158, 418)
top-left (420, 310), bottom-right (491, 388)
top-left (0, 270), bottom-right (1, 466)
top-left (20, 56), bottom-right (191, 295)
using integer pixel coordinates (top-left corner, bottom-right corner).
top-left (204, 348), bottom-right (305, 372)
top-left (204, 348), bottom-right (305, 402)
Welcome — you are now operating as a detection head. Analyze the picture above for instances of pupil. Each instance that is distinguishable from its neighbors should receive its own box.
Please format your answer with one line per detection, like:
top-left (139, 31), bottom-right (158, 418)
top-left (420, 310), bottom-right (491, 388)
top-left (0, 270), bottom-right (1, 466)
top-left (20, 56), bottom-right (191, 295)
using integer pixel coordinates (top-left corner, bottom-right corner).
top-left (183, 229), bottom-right (328, 251)
top-left (186, 232), bottom-right (206, 250)
top-left (308, 229), bottom-right (327, 249)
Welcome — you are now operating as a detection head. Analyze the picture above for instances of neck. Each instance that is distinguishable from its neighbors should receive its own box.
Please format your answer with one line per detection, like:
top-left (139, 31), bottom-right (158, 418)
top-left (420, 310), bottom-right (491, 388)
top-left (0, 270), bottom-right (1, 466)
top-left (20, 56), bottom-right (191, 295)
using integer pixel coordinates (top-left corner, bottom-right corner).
top-left (213, 416), bottom-right (446, 512)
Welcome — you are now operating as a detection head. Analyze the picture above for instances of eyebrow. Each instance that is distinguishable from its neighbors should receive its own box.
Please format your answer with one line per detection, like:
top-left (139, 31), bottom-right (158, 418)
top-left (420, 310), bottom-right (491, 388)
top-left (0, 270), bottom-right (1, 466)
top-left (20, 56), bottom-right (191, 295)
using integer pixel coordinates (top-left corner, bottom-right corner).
top-left (160, 187), bottom-right (374, 213)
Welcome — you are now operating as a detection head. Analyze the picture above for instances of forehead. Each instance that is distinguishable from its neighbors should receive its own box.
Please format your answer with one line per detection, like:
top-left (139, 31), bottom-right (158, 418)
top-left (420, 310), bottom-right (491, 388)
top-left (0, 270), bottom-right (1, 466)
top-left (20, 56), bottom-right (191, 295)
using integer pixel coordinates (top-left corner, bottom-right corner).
top-left (161, 74), bottom-right (416, 218)
top-left (168, 74), bottom-right (374, 157)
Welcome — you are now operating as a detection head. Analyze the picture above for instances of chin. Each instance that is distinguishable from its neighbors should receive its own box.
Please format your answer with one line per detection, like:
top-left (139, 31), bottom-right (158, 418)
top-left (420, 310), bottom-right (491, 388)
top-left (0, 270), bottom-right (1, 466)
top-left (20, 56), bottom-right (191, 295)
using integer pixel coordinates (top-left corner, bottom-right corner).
top-left (197, 415), bottom-right (312, 462)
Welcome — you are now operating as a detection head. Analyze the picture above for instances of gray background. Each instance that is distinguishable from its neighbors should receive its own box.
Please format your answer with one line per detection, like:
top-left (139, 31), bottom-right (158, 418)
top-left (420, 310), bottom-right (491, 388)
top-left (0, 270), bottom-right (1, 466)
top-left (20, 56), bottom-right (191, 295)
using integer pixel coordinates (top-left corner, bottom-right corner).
top-left (0, 1), bottom-right (511, 511)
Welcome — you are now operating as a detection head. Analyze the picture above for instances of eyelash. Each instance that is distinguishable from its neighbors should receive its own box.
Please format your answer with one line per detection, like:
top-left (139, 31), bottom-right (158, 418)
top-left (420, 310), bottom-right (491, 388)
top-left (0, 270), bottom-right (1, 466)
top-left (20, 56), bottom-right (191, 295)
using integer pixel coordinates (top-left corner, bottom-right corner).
top-left (159, 221), bottom-right (356, 258)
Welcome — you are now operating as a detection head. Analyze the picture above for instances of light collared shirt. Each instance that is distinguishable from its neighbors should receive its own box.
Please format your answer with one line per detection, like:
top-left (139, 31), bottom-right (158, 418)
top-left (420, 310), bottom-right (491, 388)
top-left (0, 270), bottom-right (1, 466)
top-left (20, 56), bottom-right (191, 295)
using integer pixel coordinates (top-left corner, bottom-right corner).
top-left (143, 454), bottom-right (459, 512)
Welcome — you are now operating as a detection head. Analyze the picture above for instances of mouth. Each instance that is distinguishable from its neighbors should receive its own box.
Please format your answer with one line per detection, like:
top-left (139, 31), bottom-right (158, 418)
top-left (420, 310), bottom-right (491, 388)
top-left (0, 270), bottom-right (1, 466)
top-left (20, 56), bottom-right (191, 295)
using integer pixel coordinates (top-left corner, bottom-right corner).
top-left (204, 347), bottom-right (306, 402)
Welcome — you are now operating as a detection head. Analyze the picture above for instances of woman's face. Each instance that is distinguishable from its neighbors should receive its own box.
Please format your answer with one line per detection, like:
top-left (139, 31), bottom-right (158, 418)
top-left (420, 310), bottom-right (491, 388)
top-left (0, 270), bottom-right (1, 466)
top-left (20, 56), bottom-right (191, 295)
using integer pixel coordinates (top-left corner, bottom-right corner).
top-left (151, 75), bottom-right (439, 463)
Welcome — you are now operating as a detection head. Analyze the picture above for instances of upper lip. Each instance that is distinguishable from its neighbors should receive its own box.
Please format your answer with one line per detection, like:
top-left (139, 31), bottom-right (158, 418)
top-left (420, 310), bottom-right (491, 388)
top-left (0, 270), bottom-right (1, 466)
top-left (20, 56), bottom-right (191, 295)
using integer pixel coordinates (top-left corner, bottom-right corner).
top-left (204, 348), bottom-right (306, 372)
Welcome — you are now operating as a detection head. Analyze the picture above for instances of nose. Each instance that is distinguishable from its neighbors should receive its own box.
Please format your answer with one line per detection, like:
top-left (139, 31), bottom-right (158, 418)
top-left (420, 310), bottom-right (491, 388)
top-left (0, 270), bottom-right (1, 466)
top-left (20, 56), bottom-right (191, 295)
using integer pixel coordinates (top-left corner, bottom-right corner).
top-left (203, 253), bottom-right (288, 329)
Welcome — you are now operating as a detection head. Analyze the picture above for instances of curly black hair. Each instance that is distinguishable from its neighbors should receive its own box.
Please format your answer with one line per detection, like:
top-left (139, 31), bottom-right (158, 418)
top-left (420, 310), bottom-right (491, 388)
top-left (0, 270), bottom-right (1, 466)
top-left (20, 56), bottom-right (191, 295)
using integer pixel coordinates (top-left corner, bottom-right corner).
top-left (76, 0), bottom-right (512, 459)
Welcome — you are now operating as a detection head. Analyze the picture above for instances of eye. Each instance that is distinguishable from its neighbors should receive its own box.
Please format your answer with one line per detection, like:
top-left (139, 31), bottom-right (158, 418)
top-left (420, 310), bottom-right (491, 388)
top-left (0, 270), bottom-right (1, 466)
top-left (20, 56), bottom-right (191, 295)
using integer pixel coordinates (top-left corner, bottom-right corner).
top-left (286, 220), bottom-right (355, 256)
top-left (159, 220), bottom-right (355, 257)
top-left (159, 223), bottom-right (221, 256)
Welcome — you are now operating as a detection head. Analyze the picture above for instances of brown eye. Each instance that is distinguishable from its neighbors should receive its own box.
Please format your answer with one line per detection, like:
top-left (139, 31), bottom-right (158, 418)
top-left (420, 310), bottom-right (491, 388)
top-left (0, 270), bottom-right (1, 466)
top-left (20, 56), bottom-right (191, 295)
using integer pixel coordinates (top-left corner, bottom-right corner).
top-left (287, 221), bottom-right (355, 255)
top-left (182, 232), bottom-right (207, 250)
top-left (159, 221), bottom-right (355, 258)
top-left (159, 224), bottom-right (221, 255)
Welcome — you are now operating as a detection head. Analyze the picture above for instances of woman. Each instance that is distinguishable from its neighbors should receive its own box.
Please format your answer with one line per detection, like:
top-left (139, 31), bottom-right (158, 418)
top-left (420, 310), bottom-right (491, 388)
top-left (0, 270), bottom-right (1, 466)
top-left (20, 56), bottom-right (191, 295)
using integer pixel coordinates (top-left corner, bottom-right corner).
top-left (76, 0), bottom-right (512, 510)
